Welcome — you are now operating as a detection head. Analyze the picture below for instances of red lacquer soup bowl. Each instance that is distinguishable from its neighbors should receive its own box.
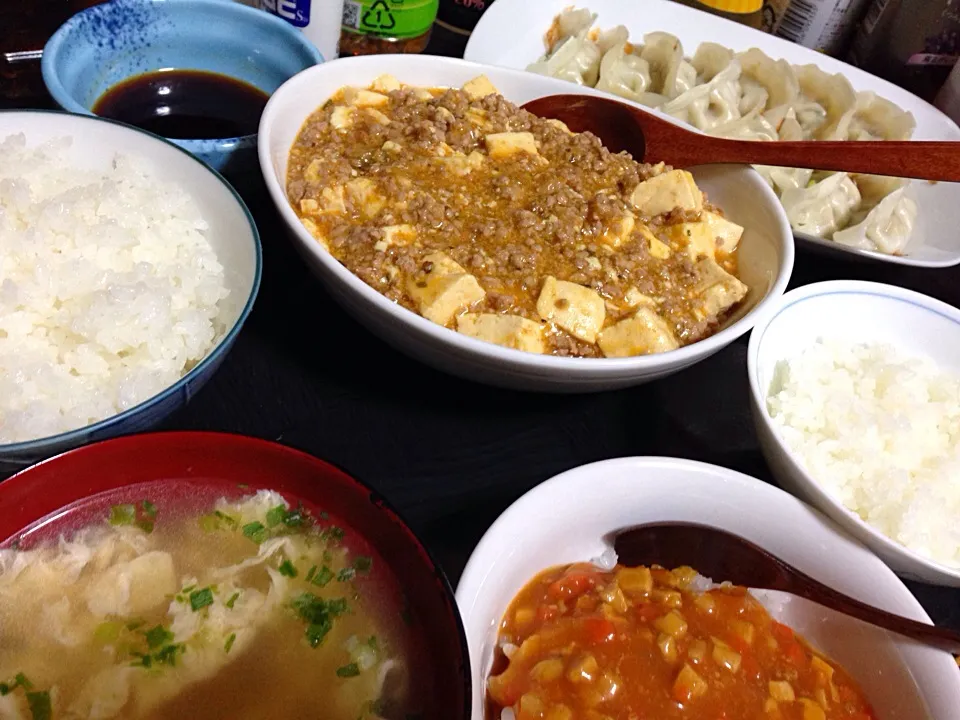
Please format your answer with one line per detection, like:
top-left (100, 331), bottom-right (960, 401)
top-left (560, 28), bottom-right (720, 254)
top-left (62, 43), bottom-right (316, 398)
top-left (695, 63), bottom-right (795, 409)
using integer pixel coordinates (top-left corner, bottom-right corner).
top-left (0, 431), bottom-right (470, 720)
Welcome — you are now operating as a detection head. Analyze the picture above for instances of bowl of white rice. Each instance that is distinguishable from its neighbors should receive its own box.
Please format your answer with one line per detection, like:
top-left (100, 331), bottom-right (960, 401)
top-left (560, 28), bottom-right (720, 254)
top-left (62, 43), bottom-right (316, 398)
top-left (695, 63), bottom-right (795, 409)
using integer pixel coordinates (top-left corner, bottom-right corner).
top-left (748, 280), bottom-right (960, 587)
top-left (0, 111), bottom-right (261, 472)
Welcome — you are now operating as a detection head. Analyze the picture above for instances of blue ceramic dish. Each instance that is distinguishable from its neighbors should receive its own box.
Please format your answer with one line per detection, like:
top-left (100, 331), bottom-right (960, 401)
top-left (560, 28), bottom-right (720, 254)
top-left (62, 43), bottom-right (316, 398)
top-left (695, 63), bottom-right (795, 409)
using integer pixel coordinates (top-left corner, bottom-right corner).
top-left (41, 0), bottom-right (323, 175)
top-left (0, 110), bottom-right (262, 475)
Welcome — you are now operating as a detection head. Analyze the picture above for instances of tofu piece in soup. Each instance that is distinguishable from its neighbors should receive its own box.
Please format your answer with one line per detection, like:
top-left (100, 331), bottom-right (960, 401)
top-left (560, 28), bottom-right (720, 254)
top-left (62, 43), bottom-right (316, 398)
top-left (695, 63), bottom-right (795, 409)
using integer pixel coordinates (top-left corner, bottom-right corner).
top-left (457, 313), bottom-right (546, 353)
top-left (406, 252), bottom-right (485, 326)
top-left (630, 170), bottom-right (703, 217)
top-left (536, 276), bottom-right (606, 344)
top-left (598, 306), bottom-right (679, 357)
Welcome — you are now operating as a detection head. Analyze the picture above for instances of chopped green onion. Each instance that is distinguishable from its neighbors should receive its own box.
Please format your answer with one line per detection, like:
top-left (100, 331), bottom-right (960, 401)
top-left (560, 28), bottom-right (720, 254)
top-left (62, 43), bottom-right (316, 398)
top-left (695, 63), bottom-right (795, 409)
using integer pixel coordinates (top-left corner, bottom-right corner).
top-left (131, 653), bottom-right (152, 669)
top-left (336, 663), bottom-right (360, 678)
top-left (225, 592), bottom-right (240, 610)
top-left (242, 521), bottom-right (267, 544)
top-left (109, 504), bottom-right (136, 526)
top-left (265, 505), bottom-right (287, 528)
top-left (353, 556), bottom-right (373, 573)
top-left (26, 690), bottom-right (51, 720)
top-left (322, 550), bottom-right (333, 563)
top-left (144, 625), bottom-right (174, 649)
top-left (305, 565), bottom-right (318, 583)
top-left (367, 636), bottom-right (379, 650)
top-left (291, 593), bottom-right (348, 648)
top-left (279, 560), bottom-right (298, 578)
top-left (305, 620), bottom-right (332, 648)
top-left (14, 674), bottom-right (32, 691)
top-left (141, 500), bottom-right (157, 517)
top-left (283, 507), bottom-right (306, 527)
top-left (0, 683), bottom-right (8, 696)
top-left (337, 567), bottom-right (356, 583)
top-left (154, 644), bottom-right (183, 666)
top-left (312, 566), bottom-right (334, 587)
top-left (224, 633), bottom-right (237, 653)
top-left (189, 587), bottom-right (214, 612)
top-left (328, 526), bottom-right (344, 542)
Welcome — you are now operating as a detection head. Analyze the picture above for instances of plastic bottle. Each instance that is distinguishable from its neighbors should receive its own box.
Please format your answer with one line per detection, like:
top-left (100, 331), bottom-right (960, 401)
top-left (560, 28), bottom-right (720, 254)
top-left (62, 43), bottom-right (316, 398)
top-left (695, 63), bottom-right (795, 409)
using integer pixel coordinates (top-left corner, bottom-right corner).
top-left (339, 0), bottom-right (439, 55)
top-left (259, 0), bottom-right (345, 61)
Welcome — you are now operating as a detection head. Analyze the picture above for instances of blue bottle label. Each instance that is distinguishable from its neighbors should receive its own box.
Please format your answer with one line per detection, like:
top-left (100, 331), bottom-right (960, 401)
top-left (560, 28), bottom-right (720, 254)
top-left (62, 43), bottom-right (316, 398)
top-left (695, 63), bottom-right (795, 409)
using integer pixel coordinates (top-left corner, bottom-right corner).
top-left (260, 0), bottom-right (311, 28)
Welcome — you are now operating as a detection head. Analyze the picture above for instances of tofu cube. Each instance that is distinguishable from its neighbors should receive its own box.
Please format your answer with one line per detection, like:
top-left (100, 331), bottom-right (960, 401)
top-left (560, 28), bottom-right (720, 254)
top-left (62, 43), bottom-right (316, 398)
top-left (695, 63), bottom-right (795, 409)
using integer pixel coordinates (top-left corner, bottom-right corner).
top-left (598, 307), bottom-right (679, 357)
top-left (343, 87), bottom-right (390, 108)
top-left (693, 257), bottom-right (748, 321)
top-left (345, 178), bottom-right (385, 219)
top-left (320, 185), bottom-right (346, 214)
top-left (371, 74), bottom-right (401, 93)
top-left (668, 211), bottom-right (744, 261)
top-left (546, 118), bottom-right (573, 134)
top-left (443, 150), bottom-right (486, 176)
top-left (381, 140), bottom-right (403, 153)
top-left (536, 276), bottom-right (606, 344)
top-left (485, 132), bottom-right (539, 159)
top-left (457, 313), bottom-right (546, 353)
top-left (331, 106), bottom-right (354, 130)
top-left (406, 252), bottom-right (485, 326)
top-left (630, 170), bottom-right (703, 217)
top-left (462, 74), bottom-right (499, 100)
top-left (365, 108), bottom-right (391, 125)
top-left (374, 224), bottom-right (416, 252)
top-left (600, 213), bottom-right (636, 248)
top-left (299, 218), bottom-right (329, 250)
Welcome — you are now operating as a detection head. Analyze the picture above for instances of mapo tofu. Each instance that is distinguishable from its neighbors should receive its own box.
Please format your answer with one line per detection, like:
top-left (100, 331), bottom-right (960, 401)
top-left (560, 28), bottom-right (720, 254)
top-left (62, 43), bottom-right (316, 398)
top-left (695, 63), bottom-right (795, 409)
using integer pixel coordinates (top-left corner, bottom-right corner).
top-left (287, 75), bottom-right (749, 358)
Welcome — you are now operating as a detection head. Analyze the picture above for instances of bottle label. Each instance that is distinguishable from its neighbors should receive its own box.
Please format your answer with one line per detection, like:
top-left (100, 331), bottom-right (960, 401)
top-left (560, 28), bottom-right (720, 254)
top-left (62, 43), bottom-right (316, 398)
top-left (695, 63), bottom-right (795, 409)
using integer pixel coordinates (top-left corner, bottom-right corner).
top-left (342, 0), bottom-right (439, 39)
top-left (260, 0), bottom-right (311, 28)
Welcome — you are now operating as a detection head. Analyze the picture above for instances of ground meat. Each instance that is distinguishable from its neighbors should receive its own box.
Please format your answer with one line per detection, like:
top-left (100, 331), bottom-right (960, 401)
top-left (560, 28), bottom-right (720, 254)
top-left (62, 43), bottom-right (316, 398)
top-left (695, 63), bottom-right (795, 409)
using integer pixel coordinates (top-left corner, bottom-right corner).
top-left (286, 82), bottom-right (744, 358)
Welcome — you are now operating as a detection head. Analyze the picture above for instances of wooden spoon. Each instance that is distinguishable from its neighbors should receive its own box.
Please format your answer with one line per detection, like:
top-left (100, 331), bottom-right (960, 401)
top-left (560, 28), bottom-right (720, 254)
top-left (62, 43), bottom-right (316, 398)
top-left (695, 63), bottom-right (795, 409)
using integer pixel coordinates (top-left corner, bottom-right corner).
top-left (523, 94), bottom-right (960, 182)
top-left (612, 522), bottom-right (960, 654)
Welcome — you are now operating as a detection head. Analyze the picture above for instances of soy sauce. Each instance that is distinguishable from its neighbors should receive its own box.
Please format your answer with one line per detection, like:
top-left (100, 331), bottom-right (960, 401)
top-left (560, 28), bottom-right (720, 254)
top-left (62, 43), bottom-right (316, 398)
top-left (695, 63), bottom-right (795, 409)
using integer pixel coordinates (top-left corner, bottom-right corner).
top-left (92, 69), bottom-right (269, 140)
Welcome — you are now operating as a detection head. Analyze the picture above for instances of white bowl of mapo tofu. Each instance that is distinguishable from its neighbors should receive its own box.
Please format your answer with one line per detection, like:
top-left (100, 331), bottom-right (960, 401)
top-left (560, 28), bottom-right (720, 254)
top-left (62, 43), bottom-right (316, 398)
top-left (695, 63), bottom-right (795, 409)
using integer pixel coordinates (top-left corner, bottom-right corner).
top-left (259, 56), bottom-right (793, 392)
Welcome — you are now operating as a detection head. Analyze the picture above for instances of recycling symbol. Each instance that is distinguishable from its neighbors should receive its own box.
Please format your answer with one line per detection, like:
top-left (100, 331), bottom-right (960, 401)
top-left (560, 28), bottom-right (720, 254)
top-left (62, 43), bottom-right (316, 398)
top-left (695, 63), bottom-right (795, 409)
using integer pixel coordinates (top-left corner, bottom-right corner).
top-left (362, 0), bottom-right (397, 31)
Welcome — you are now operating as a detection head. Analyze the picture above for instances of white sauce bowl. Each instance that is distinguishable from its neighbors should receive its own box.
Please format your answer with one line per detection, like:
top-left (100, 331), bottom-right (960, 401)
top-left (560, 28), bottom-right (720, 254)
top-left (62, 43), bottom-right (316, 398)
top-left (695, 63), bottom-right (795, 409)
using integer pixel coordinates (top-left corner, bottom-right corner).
top-left (455, 457), bottom-right (960, 719)
top-left (258, 55), bottom-right (793, 392)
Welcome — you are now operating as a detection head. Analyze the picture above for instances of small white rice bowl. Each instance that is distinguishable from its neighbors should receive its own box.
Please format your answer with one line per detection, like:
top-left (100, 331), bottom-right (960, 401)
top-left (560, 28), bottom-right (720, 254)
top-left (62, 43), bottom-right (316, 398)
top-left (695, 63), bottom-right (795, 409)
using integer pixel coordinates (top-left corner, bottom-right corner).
top-left (0, 133), bottom-right (229, 443)
top-left (767, 339), bottom-right (960, 569)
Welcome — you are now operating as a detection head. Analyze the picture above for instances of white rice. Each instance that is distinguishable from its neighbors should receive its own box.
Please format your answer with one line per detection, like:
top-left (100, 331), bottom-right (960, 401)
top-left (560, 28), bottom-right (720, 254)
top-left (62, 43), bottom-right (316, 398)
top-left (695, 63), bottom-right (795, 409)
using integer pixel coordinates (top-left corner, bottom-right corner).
top-left (0, 133), bottom-right (229, 443)
top-left (767, 338), bottom-right (960, 568)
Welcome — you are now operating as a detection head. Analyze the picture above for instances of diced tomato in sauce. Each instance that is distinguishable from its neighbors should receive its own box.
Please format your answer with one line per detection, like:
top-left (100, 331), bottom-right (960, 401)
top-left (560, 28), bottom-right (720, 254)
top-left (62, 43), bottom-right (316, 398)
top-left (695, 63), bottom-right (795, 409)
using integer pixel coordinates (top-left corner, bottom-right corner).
top-left (487, 564), bottom-right (877, 720)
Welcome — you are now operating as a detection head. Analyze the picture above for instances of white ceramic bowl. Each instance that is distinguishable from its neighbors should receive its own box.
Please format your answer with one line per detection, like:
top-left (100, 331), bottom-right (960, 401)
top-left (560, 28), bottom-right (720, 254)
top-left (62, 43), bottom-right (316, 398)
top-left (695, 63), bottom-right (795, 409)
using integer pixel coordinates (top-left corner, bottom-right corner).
top-left (0, 111), bottom-right (261, 473)
top-left (748, 280), bottom-right (960, 587)
top-left (465, 0), bottom-right (960, 268)
top-left (456, 457), bottom-right (960, 720)
top-left (258, 55), bottom-right (793, 392)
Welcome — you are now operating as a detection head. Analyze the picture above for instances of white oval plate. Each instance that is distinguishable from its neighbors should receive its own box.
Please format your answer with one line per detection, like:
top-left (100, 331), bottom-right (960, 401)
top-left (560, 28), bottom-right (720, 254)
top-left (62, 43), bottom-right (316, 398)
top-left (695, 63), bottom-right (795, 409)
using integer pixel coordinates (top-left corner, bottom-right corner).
top-left (456, 457), bottom-right (960, 719)
top-left (465, 0), bottom-right (960, 268)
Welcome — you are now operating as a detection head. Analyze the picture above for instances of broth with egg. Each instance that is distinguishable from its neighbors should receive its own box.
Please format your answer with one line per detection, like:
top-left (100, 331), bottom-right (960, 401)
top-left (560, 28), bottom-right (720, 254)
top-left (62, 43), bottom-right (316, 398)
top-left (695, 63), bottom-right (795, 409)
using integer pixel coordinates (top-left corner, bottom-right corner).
top-left (0, 489), bottom-right (423, 720)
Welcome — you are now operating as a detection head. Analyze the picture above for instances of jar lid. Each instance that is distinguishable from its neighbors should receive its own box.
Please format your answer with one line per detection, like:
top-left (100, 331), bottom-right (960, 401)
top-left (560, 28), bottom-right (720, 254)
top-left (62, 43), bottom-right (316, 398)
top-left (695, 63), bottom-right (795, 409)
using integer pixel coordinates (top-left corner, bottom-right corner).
top-left (696, 0), bottom-right (763, 14)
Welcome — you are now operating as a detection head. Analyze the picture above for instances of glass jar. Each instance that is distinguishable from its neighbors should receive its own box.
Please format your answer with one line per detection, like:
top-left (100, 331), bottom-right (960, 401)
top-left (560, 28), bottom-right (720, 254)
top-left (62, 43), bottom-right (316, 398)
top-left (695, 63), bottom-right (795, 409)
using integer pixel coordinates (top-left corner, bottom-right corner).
top-left (340, 0), bottom-right (439, 56)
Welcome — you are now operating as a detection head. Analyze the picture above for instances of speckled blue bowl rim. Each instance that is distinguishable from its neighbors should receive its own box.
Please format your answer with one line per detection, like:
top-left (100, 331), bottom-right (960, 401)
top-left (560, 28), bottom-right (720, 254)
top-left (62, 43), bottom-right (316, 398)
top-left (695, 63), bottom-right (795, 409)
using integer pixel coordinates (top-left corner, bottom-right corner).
top-left (41, 0), bottom-right (324, 149)
top-left (0, 108), bottom-right (263, 453)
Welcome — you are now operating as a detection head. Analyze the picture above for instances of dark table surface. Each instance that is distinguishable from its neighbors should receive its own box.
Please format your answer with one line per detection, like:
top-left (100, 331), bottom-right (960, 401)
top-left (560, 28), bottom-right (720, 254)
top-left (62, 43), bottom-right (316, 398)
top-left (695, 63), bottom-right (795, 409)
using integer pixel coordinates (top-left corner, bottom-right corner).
top-left (3, 27), bottom-right (959, 636)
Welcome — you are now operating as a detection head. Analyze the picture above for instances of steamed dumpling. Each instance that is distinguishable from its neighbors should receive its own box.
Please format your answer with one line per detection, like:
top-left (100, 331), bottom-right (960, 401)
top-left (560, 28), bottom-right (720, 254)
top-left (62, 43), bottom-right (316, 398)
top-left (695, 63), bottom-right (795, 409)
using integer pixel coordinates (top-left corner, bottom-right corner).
top-left (710, 108), bottom-right (779, 141)
top-left (543, 7), bottom-right (596, 53)
top-left (794, 65), bottom-right (857, 140)
top-left (661, 60), bottom-right (743, 132)
top-left (833, 187), bottom-right (917, 254)
top-left (841, 91), bottom-right (916, 141)
top-left (596, 43), bottom-right (652, 101)
top-left (691, 43), bottom-right (734, 82)
top-left (780, 173), bottom-right (862, 236)
top-left (737, 48), bottom-right (800, 115)
top-left (527, 30), bottom-right (602, 86)
top-left (640, 32), bottom-right (693, 101)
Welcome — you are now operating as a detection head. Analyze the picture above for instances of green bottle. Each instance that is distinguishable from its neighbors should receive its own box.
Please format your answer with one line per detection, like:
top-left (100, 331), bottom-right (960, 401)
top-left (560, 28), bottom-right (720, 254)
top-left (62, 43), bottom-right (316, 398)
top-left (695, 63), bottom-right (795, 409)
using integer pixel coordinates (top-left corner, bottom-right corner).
top-left (340, 0), bottom-right (440, 55)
